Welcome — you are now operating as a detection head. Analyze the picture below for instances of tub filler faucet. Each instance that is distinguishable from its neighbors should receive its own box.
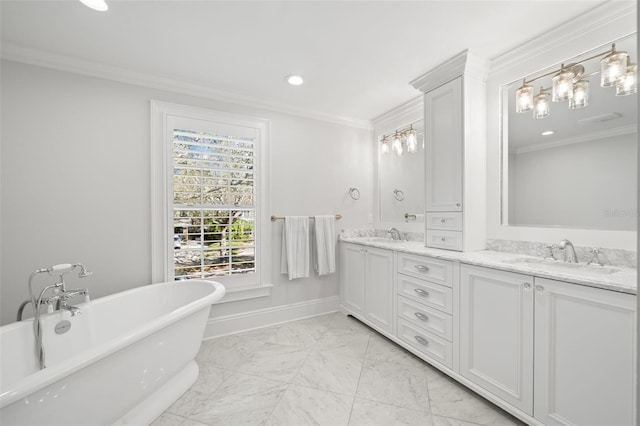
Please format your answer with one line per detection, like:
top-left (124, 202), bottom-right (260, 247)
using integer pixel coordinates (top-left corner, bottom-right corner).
top-left (20, 263), bottom-right (93, 369)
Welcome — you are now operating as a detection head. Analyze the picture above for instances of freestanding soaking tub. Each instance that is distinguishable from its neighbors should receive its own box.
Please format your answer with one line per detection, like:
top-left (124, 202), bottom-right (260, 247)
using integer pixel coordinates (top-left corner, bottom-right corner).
top-left (0, 280), bottom-right (225, 425)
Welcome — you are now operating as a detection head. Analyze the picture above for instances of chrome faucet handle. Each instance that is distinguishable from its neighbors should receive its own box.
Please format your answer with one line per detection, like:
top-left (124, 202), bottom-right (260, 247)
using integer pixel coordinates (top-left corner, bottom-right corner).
top-left (544, 244), bottom-right (557, 260)
top-left (587, 249), bottom-right (604, 266)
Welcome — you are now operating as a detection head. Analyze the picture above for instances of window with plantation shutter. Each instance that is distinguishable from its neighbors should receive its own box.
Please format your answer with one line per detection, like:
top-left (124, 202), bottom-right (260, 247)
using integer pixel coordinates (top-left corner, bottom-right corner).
top-left (151, 101), bottom-right (271, 293)
top-left (172, 129), bottom-right (256, 279)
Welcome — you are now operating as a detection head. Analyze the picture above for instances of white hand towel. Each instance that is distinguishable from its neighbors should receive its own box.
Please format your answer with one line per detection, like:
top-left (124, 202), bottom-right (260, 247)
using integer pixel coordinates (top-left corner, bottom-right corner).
top-left (280, 216), bottom-right (310, 280)
top-left (313, 215), bottom-right (336, 276)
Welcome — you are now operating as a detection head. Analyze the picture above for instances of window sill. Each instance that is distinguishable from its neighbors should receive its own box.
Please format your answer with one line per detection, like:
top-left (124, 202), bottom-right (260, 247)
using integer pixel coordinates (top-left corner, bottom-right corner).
top-left (215, 283), bottom-right (273, 304)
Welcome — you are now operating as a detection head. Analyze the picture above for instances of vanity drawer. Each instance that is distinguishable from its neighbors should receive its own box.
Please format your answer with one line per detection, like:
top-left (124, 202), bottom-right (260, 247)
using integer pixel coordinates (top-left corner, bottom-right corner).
top-left (426, 212), bottom-right (463, 231)
top-left (397, 275), bottom-right (453, 314)
top-left (397, 319), bottom-right (453, 369)
top-left (397, 253), bottom-right (453, 287)
top-left (397, 295), bottom-right (453, 341)
top-left (426, 230), bottom-right (463, 251)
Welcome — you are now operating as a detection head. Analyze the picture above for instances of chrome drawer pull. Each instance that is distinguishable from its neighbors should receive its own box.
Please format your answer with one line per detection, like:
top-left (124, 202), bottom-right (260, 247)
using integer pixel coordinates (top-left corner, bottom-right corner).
top-left (439, 218), bottom-right (446, 224)
top-left (414, 335), bottom-right (429, 346)
top-left (414, 288), bottom-right (429, 297)
top-left (414, 312), bottom-right (429, 321)
top-left (440, 237), bottom-right (446, 242)
top-left (414, 265), bottom-right (430, 272)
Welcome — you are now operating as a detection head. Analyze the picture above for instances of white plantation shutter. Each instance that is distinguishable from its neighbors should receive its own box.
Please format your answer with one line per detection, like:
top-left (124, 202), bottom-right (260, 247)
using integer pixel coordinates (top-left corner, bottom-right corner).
top-left (172, 127), bottom-right (257, 280)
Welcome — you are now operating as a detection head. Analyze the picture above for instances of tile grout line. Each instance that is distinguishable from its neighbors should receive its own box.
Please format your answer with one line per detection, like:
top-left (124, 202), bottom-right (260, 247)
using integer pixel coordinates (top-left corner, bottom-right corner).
top-left (261, 318), bottom-right (329, 423)
top-left (346, 332), bottom-right (371, 425)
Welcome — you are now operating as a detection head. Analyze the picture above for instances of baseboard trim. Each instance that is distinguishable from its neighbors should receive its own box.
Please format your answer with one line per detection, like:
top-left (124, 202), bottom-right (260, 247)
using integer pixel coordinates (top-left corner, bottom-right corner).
top-left (203, 296), bottom-right (340, 339)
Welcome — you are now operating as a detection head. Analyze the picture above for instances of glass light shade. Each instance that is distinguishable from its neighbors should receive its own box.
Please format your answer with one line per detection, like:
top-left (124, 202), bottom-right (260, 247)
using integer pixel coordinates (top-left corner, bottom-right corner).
top-left (392, 135), bottom-right (403, 156)
top-left (515, 82), bottom-right (534, 113)
top-left (601, 48), bottom-right (628, 87)
top-left (380, 138), bottom-right (389, 154)
top-left (533, 90), bottom-right (550, 119)
top-left (616, 63), bottom-right (637, 96)
top-left (406, 130), bottom-right (417, 153)
top-left (552, 68), bottom-right (574, 102)
top-left (569, 80), bottom-right (589, 109)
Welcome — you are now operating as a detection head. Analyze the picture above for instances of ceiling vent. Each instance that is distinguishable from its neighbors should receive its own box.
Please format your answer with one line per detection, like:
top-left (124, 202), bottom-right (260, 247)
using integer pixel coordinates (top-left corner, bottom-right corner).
top-left (578, 112), bottom-right (622, 124)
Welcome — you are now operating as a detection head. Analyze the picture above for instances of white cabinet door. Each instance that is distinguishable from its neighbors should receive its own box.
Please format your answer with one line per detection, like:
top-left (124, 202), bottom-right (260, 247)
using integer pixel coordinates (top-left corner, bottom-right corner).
top-left (424, 77), bottom-right (463, 212)
top-left (364, 247), bottom-right (394, 334)
top-left (534, 278), bottom-right (636, 426)
top-left (459, 265), bottom-right (534, 415)
top-left (339, 243), bottom-right (366, 315)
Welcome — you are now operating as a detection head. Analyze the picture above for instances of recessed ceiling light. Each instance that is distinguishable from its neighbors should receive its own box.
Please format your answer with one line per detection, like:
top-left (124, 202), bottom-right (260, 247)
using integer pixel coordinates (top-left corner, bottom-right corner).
top-left (541, 130), bottom-right (555, 136)
top-left (79, 0), bottom-right (108, 11)
top-left (286, 75), bottom-right (304, 86)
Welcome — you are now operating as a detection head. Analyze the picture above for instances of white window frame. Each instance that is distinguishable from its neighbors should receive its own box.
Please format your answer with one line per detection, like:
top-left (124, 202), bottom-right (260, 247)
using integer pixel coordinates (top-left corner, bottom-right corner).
top-left (151, 100), bottom-right (272, 301)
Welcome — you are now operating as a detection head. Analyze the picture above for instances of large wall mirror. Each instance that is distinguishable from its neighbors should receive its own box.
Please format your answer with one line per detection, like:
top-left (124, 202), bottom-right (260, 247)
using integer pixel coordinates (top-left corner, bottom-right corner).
top-left (378, 120), bottom-right (425, 225)
top-left (501, 32), bottom-right (637, 231)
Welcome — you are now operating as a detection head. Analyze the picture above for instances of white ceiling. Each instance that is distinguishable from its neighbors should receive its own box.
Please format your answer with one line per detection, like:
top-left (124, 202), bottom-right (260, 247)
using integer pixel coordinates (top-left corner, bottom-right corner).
top-left (1, 0), bottom-right (609, 124)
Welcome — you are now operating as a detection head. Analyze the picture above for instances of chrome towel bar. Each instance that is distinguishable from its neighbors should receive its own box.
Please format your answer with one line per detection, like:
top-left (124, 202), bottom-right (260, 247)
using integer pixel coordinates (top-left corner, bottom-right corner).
top-left (271, 214), bottom-right (342, 222)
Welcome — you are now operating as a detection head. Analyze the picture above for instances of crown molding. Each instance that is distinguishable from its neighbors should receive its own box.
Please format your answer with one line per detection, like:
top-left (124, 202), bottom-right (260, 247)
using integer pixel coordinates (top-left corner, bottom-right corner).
top-left (512, 124), bottom-right (636, 155)
top-left (1, 42), bottom-right (373, 130)
top-left (409, 49), bottom-right (490, 94)
top-left (489, 0), bottom-right (637, 75)
top-left (372, 95), bottom-right (422, 133)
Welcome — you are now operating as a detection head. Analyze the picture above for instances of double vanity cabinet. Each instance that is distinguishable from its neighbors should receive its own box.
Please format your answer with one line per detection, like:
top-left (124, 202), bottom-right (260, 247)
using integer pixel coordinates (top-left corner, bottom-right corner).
top-left (339, 240), bottom-right (637, 426)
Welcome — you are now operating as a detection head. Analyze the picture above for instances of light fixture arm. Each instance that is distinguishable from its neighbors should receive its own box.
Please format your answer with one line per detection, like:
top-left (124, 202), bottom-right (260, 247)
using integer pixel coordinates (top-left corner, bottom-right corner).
top-left (522, 43), bottom-right (618, 86)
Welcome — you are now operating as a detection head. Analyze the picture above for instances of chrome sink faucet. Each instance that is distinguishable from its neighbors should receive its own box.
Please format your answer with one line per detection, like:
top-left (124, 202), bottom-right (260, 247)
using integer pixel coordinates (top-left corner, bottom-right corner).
top-left (558, 239), bottom-right (578, 263)
top-left (388, 228), bottom-right (402, 240)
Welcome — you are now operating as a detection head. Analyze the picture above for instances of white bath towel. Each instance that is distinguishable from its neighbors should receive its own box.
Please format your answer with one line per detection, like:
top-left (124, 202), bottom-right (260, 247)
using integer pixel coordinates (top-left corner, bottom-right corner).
top-left (280, 216), bottom-right (310, 280)
top-left (313, 215), bottom-right (336, 276)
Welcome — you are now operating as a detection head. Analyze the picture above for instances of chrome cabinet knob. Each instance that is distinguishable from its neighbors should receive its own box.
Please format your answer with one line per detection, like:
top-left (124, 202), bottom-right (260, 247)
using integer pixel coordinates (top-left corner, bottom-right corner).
top-left (523, 282), bottom-right (531, 290)
top-left (441, 237), bottom-right (446, 242)
top-left (414, 265), bottom-right (429, 272)
top-left (456, 203), bottom-right (461, 207)
top-left (535, 285), bottom-right (544, 293)
top-left (439, 218), bottom-right (446, 224)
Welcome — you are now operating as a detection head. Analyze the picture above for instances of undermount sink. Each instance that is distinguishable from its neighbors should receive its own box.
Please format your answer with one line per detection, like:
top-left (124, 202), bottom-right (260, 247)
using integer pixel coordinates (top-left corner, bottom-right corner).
top-left (502, 257), bottom-right (620, 275)
top-left (364, 237), bottom-right (404, 244)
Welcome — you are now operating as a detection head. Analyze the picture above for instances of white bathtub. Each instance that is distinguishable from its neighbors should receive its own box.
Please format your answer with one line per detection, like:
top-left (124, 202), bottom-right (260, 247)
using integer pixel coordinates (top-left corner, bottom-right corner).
top-left (0, 280), bottom-right (225, 426)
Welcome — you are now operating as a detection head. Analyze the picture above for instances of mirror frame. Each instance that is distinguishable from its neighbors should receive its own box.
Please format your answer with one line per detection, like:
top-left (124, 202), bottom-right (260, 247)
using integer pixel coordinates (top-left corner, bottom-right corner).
top-left (373, 96), bottom-right (424, 234)
top-left (499, 33), bottom-right (637, 232)
top-left (486, 2), bottom-right (636, 250)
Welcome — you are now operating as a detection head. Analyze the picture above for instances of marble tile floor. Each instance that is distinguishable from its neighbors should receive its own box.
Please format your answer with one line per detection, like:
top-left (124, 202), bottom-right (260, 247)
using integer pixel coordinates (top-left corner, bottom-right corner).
top-left (152, 313), bottom-right (524, 426)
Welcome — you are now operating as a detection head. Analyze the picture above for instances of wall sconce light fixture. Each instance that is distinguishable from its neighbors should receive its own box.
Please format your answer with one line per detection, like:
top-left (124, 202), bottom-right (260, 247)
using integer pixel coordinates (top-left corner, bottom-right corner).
top-left (380, 124), bottom-right (419, 156)
top-left (515, 43), bottom-right (637, 119)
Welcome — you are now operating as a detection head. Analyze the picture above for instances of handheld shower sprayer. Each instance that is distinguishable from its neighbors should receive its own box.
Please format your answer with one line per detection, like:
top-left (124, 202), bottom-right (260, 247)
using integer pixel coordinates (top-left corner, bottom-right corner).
top-left (25, 261), bottom-right (93, 369)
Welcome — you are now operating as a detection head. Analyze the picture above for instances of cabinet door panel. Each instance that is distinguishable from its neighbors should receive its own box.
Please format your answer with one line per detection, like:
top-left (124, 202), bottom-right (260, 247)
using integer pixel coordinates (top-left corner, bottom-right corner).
top-left (425, 77), bottom-right (463, 212)
top-left (534, 278), bottom-right (636, 426)
top-left (339, 243), bottom-right (365, 315)
top-left (460, 265), bottom-right (534, 415)
top-left (364, 248), bottom-right (394, 334)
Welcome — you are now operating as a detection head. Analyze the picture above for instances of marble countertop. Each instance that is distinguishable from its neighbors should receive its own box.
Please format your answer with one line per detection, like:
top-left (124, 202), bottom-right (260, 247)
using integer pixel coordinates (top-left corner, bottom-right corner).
top-left (340, 237), bottom-right (637, 295)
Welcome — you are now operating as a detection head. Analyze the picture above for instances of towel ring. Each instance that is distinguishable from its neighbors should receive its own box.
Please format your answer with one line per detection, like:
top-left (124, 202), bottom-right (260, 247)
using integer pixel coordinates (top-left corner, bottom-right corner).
top-left (393, 189), bottom-right (405, 201)
top-left (349, 187), bottom-right (360, 200)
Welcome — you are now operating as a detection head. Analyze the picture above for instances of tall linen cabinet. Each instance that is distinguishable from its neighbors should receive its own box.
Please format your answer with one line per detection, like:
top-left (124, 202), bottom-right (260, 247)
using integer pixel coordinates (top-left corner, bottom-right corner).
top-left (410, 51), bottom-right (488, 252)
